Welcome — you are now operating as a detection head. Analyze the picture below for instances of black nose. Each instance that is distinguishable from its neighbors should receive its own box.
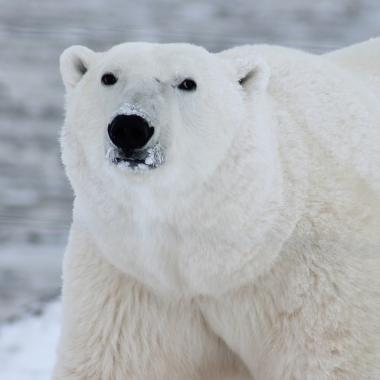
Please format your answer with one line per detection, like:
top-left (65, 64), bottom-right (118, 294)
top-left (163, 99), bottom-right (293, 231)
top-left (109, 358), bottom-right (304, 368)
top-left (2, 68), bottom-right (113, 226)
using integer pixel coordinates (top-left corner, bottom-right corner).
top-left (108, 114), bottom-right (154, 152)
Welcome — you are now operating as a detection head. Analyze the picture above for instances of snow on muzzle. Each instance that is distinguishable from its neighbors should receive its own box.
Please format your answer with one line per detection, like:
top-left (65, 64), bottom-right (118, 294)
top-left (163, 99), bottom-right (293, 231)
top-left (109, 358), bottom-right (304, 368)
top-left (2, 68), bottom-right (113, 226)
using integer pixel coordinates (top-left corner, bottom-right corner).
top-left (106, 103), bottom-right (166, 170)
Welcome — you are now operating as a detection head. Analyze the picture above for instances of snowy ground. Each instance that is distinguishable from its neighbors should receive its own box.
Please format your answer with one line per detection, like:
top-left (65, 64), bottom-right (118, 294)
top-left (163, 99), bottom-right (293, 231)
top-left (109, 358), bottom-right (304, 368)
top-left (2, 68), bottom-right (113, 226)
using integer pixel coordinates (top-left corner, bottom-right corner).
top-left (1, 0), bottom-right (380, 379)
top-left (0, 301), bottom-right (60, 380)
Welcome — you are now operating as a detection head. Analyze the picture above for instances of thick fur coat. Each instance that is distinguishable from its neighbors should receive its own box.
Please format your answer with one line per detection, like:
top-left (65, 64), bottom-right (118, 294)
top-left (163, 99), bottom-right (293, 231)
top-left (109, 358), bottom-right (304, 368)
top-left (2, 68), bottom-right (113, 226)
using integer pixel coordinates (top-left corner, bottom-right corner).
top-left (53, 39), bottom-right (380, 380)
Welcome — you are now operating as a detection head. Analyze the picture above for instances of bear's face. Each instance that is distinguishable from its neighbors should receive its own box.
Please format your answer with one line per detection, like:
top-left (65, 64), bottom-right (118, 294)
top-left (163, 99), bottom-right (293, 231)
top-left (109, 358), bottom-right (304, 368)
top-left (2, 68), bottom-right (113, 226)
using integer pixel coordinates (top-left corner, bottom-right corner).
top-left (60, 43), bottom-right (269, 204)
top-left (60, 43), bottom-right (280, 295)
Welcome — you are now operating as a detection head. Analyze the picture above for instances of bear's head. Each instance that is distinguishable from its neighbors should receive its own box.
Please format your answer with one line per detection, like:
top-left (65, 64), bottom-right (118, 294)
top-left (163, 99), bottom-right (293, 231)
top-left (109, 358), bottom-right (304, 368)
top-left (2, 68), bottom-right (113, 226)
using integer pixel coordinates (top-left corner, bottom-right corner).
top-left (60, 43), bottom-right (270, 203)
top-left (59, 43), bottom-right (292, 295)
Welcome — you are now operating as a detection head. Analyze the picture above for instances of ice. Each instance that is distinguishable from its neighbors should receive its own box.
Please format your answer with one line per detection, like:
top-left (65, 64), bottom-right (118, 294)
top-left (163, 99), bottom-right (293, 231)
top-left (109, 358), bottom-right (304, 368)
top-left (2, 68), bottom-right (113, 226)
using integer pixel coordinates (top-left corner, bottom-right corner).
top-left (148, 143), bottom-right (166, 166)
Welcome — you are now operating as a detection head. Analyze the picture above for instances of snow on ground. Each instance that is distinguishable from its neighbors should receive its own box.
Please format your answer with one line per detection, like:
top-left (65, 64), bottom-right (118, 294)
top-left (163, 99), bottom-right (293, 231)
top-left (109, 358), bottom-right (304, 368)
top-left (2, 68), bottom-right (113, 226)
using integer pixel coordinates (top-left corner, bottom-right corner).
top-left (0, 300), bottom-right (61, 380)
top-left (0, 244), bottom-right (62, 378)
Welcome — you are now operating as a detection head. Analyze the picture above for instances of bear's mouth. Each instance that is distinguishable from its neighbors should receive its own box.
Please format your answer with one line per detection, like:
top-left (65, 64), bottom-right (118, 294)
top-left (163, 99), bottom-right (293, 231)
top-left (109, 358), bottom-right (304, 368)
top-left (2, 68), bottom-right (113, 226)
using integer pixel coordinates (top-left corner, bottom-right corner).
top-left (106, 103), bottom-right (166, 171)
top-left (106, 143), bottom-right (165, 171)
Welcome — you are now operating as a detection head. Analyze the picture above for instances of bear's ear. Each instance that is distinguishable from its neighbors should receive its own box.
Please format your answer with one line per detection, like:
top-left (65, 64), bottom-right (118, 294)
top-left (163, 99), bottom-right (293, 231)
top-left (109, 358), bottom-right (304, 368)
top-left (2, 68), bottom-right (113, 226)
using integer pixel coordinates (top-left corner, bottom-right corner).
top-left (222, 55), bottom-right (270, 92)
top-left (60, 45), bottom-right (97, 91)
top-left (235, 57), bottom-right (270, 92)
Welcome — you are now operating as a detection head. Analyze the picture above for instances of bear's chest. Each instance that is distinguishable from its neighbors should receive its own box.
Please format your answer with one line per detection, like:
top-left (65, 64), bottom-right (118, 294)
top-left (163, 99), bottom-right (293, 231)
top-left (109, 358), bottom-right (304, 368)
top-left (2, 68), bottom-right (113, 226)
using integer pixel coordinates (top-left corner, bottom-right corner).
top-left (84, 198), bottom-right (186, 295)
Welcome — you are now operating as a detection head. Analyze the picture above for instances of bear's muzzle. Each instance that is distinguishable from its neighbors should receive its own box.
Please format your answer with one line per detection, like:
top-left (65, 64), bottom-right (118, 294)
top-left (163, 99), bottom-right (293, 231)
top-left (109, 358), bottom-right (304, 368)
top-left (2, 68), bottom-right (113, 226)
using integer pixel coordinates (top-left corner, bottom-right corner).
top-left (106, 103), bottom-right (165, 171)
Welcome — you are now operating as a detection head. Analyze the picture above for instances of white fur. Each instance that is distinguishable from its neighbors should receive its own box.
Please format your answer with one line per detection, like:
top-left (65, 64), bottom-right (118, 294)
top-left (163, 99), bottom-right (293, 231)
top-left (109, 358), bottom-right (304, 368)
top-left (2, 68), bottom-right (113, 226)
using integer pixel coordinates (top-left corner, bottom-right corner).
top-left (53, 40), bottom-right (380, 379)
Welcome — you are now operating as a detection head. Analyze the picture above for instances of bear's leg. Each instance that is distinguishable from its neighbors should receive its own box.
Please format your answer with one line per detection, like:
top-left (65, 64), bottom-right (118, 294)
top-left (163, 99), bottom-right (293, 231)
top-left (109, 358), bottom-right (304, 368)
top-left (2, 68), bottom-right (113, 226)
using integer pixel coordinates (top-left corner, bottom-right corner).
top-left (200, 290), bottom-right (355, 380)
top-left (198, 249), bottom-right (379, 380)
top-left (52, 227), bottom-right (249, 380)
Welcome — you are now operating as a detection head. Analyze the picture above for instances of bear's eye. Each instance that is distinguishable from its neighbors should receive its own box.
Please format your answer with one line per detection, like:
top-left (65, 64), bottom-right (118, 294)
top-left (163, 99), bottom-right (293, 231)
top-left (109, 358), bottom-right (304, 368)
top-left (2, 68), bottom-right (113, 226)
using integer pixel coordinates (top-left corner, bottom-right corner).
top-left (101, 73), bottom-right (118, 86)
top-left (178, 79), bottom-right (197, 91)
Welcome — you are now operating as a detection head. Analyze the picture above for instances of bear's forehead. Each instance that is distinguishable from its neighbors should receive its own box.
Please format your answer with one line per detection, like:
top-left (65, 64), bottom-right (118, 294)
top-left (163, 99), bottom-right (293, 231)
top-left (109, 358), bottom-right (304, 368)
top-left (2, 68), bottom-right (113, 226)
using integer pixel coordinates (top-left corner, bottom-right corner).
top-left (102, 42), bottom-right (215, 73)
top-left (109, 42), bottom-right (208, 58)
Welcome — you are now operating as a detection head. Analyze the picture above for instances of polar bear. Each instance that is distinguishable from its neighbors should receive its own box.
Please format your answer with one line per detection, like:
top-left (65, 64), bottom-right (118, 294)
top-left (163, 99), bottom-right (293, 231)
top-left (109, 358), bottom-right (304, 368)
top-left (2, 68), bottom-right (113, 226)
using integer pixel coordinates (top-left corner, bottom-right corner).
top-left (53, 39), bottom-right (380, 380)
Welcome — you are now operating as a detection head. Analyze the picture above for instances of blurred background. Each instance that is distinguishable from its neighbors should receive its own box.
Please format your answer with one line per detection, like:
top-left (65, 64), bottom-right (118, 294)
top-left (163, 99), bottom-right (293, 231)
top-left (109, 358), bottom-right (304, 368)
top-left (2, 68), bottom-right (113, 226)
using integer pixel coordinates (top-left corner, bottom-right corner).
top-left (0, 0), bottom-right (380, 378)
